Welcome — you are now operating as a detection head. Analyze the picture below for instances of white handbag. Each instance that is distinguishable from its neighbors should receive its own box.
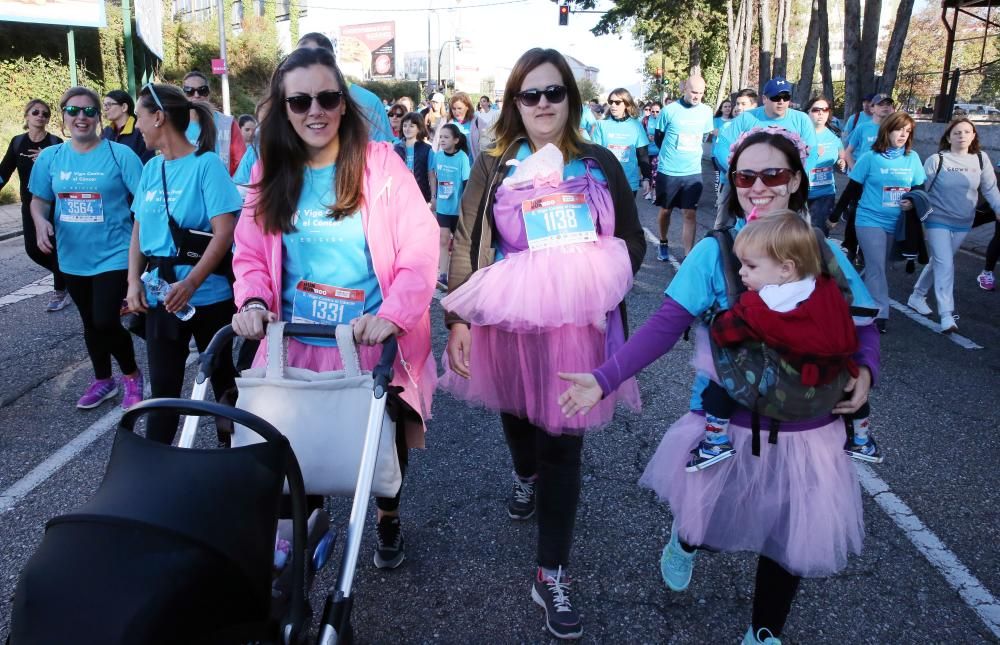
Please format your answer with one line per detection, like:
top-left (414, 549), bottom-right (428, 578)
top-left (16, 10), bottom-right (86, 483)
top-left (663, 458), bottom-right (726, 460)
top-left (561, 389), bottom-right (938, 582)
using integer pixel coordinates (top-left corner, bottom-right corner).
top-left (232, 322), bottom-right (402, 498)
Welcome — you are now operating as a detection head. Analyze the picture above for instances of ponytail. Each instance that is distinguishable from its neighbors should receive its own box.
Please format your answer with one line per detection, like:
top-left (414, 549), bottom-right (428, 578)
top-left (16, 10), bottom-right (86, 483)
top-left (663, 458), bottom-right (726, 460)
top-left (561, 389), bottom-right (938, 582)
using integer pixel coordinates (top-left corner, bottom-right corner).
top-left (189, 101), bottom-right (217, 155)
top-left (138, 83), bottom-right (217, 155)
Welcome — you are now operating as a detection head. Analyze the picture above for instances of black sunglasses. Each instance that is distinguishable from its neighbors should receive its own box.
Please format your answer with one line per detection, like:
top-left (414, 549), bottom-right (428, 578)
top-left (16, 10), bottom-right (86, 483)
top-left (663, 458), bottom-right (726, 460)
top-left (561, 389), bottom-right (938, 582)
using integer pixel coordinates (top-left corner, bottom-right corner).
top-left (30, 108), bottom-right (51, 118)
top-left (768, 93), bottom-right (792, 102)
top-left (810, 106), bottom-right (831, 113)
top-left (515, 85), bottom-right (568, 107)
top-left (182, 84), bottom-right (211, 97)
top-left (62, 106), bottom-right (99, 118)
top-left (608, 99), bottom-right (625, 106)
top-left (731, 167), bottom-right (795, 188)
top-left (284, 90), bottom-right (344, 114)
top-left (389, 110), bottom-right (405, 117)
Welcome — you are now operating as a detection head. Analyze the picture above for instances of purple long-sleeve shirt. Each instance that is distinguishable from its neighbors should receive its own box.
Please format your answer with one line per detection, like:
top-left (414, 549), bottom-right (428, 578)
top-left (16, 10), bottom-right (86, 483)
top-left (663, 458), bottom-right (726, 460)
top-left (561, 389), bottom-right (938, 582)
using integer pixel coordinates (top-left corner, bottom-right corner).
top-left (593, 296), bottom-right (881, 398)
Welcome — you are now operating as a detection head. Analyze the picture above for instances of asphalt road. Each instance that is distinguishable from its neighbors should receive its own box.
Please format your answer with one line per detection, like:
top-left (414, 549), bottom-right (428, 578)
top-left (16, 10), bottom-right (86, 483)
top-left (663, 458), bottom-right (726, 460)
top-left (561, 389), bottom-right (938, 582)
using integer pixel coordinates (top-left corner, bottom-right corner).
top-left (0, 184), bottom-right (998, 644)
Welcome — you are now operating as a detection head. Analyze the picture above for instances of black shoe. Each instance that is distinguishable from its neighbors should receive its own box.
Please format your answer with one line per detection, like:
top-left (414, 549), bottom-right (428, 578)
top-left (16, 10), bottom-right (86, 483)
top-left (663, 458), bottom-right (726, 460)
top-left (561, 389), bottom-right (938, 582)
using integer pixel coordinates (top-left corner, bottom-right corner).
top-left (508, 473), bottom-right (536, 520)
top-left (875, 319), bottom-right (887, 334)
top-left (374, 516), bottom-right (405, 569)
top-left (531, 567), bottom-right (582, 640)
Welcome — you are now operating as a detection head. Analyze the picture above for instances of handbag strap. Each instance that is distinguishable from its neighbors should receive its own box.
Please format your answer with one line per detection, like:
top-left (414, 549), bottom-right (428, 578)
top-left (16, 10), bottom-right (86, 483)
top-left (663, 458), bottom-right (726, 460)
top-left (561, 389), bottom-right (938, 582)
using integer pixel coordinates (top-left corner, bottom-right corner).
top-left (265, 321), bottom-right (288, 380)
top-left (335, 325), bottom-right (362, 377)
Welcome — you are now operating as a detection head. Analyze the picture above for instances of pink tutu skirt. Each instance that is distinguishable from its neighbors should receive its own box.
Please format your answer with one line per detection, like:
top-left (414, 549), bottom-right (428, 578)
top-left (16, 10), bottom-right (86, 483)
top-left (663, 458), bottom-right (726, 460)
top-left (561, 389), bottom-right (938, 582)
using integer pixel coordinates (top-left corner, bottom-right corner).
top-left (440, 236), bottom-right (634, 331)
top-left (639, 412), bottom-right (864, 577)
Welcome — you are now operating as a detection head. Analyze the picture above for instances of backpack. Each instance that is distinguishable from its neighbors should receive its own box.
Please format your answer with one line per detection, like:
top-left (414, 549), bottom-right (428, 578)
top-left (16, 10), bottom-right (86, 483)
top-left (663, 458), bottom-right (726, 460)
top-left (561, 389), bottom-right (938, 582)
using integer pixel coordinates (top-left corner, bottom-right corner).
top-left (704, 226), bottom-right (873, 454)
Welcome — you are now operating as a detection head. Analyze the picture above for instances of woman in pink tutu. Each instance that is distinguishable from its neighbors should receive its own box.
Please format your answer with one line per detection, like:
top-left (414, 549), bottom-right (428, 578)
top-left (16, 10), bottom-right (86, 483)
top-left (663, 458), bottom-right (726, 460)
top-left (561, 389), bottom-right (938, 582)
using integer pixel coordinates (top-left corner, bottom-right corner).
top-left (440, 48), bottom-right (645, 640)
top-left (558, 128), bottom-right (881, 644)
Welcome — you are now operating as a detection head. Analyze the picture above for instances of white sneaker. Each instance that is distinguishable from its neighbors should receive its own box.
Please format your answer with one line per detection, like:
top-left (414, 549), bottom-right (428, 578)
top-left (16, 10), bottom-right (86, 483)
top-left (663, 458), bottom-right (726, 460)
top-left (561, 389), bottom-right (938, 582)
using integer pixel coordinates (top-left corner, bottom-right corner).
top-left (940, 313), bottom-right (958, 334)
top-left (907, 293), bottom-right (932, 315)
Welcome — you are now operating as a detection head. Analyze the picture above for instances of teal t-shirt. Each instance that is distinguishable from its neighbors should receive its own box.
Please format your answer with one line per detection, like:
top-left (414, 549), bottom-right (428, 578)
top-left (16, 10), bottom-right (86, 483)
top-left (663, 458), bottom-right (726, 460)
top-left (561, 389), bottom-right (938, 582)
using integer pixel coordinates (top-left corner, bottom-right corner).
top-left (848, 121), bottom-right (880, 160)
top-left (592, 117), bottom-right (648, 190)
top-left (433, 149), bottom-right (471, 216)
top-left (656, 101), bottom-right (714, 176)
top-left (849, 150), bottom-right (926, 232)
top-left (644, 117), bottom-right (659, 157)
top-left (233, 145), bottom-right (257, 189)
top-left (29, 140), bottom-right (143, 277)
top-left (842, 110), bottom-right (871, 142)
top-left (349, 84), bottom-right (394, 143)
top-left (713, 106), bottom-right (818, 184)
top-left (806, 127), bottom-right (844, 198)
top-left (133, 151), bottom-right (242, 306)
top-left (579, 108), bottom-right (597, 141)
top-left (666, 217), bottom-right (876, 409)
top-left (280, 164), bottom-right (383, 347)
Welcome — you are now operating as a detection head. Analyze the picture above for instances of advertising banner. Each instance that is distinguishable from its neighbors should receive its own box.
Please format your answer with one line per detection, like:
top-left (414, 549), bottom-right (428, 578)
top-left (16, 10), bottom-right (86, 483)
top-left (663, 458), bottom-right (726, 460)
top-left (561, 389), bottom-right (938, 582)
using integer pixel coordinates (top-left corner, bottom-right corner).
top-left (0, 0), bottom-right (105, 27)
top-left (404, 51), bottom-right (428, 81)
top-left (134, 0), bottom-right (164, 60)
top-left (338, 21), bottom-right (395, 80)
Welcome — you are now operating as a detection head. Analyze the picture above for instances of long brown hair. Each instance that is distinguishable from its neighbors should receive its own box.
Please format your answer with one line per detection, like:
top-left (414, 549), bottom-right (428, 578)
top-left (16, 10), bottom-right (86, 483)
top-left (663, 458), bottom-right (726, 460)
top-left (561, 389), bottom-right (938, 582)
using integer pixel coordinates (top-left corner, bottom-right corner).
top-left (138, 83), bottom-right (216, 155)
top-left (255, 47), bottom-right (369, 234)
top-left (491, 48), bottom-right (584, 161)
top-left (449, 92), bottom-right (475, 125)
top-left (872, 111), bottom-right (916, 154)
top-left (608, 87), bottom-right (639, 119)
top-left (939, 117), bottom-right (981, 154)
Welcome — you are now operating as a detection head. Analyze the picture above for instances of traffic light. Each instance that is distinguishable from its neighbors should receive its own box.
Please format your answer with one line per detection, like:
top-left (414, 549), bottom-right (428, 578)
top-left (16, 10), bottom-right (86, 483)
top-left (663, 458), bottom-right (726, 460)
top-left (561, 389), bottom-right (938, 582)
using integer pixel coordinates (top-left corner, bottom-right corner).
top-left (559, 4), bottom-right (569, 25)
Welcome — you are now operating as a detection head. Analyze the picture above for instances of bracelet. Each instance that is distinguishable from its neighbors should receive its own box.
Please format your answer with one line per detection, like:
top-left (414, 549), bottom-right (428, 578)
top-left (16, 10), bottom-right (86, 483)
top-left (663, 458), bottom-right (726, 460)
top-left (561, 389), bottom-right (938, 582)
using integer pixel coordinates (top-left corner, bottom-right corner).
top-left (241, 301), bottom-right (267, 313)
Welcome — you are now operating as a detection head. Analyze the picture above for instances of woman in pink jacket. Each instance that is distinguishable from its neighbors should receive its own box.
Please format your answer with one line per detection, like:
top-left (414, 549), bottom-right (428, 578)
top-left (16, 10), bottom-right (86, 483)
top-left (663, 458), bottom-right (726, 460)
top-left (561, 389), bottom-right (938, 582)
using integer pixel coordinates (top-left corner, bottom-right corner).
top-left (231, 46), bottom-right (439, 570)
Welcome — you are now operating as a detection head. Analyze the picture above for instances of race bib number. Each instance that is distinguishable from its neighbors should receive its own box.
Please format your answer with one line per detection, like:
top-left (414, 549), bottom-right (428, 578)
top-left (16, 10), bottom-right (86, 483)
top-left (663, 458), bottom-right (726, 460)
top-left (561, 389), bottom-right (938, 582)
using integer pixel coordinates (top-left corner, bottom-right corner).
top-left (521, 192), bottom-right (598, 251)
top-left (291, 280), bottom-right (365, 326)
top-left (676, 132), bottom-right (702, 153)
top-left (811, 166), bottom-right (834, 187)
top-left (609, 144), bottom-right (631, 164)
top-left (437, 181), bottom-right (454, 200)
top-left (57, 192), bottom-right (104, 223)
top-left (882, 186), bottom-right (907, 208)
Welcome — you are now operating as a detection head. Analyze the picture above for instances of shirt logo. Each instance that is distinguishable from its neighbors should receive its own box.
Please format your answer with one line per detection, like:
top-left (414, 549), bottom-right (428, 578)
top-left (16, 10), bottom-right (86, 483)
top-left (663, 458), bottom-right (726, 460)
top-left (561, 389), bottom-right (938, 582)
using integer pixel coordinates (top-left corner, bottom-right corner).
top-left (146, 190), bottom-right (157, 202)
top-left (59, 171), bottom-right (72, 181)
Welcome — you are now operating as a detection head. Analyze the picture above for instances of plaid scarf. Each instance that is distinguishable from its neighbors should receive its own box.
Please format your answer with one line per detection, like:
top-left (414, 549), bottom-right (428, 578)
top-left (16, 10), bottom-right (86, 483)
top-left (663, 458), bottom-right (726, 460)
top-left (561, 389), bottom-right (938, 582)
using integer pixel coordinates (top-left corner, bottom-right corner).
top-left (711, 276), bottom-right (860, 386)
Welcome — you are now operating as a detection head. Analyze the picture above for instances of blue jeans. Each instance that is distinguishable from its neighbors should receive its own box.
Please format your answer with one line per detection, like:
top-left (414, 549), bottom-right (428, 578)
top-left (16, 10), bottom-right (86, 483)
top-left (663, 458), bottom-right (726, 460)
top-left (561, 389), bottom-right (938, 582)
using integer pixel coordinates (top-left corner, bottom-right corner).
top-left (808, 195), bottom-right (835, 236)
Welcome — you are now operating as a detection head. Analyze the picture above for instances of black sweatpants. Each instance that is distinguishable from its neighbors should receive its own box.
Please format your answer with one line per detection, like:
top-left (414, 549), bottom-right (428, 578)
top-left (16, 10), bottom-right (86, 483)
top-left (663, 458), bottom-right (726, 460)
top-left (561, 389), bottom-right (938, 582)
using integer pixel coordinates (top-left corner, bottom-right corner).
top-left (985, 220), bottom-right (1000, 273)
top-left (62, 270), bottom-right (137, 380)
top-left (145, 299), bottom-right (237, 445)
top-left (21, 203), bottom-right (65, 292)
top-left (501, 413), bottom-right (583, 569)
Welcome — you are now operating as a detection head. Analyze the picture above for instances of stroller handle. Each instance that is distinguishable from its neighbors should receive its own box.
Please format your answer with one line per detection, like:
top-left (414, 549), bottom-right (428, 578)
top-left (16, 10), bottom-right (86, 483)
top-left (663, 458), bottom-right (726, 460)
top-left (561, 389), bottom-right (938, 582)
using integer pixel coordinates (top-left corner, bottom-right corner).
top-left (199, 324), bottom-right (399, 398)
top-left (121, 398), bottom-right (286, 444)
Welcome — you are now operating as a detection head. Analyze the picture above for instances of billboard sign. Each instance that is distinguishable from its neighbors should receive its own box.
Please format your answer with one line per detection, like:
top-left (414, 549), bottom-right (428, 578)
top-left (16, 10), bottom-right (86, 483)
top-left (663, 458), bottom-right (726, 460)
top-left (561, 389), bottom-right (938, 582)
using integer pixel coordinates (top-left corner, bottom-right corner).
top-left (0, 0), bottom-right (105, 27)
top-left (403, 51), bottom-right (428, 81)
top-left (134, 0), bottom-right (164, 60)
top-left (338, 21), bottom-right (395, 80)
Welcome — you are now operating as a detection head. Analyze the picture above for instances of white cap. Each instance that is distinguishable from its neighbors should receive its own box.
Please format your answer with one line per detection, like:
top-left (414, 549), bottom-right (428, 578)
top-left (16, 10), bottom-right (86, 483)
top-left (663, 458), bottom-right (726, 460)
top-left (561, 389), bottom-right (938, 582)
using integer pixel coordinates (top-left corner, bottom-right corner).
top-left (431, 92), bottom-right (445, 103)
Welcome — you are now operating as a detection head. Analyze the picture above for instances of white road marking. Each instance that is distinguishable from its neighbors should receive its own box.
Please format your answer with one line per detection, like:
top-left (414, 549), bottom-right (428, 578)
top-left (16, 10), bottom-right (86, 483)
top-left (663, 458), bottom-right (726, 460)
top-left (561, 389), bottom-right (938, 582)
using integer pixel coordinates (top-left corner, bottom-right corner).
top-left (888, 299), bottom-right (983, 350)
top-left (632, 278), bottom-right (663, 293)
top-left (0, 274), bottom-right (53, 309)
top-left (0, 352), bottom-right (198, 517)
top-left (642, 226), bottom-right (682, 271)
top-left (856, 464), bottom-right (1000, 639)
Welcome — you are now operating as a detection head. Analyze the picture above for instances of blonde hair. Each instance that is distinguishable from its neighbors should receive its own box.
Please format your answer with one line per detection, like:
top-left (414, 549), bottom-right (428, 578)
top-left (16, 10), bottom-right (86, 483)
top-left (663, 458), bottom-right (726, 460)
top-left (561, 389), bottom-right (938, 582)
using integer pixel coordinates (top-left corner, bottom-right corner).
top-left (733, 210), bottom-right (822, 278)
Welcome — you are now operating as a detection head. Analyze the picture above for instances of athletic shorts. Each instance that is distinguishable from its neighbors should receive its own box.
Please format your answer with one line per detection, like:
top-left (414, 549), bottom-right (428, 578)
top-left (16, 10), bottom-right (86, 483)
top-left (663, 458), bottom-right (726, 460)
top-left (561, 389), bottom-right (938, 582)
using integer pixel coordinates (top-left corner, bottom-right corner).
top-left (654, 172), bottom-right (703, 210)
top-left (436, 213), bottom-right (459, 232)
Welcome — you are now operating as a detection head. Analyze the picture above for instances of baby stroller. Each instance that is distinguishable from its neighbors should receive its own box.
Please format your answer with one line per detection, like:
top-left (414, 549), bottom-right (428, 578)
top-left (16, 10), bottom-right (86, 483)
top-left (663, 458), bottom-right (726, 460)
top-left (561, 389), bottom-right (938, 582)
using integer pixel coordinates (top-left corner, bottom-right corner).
top-left (8, 395), bottom-right (311, 645)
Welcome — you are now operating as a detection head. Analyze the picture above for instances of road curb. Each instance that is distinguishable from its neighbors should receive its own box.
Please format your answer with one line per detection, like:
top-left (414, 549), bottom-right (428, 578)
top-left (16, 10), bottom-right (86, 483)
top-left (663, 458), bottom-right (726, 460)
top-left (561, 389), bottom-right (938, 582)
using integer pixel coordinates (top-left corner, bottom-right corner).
top-left (0, 229), bottom-right (23, 242)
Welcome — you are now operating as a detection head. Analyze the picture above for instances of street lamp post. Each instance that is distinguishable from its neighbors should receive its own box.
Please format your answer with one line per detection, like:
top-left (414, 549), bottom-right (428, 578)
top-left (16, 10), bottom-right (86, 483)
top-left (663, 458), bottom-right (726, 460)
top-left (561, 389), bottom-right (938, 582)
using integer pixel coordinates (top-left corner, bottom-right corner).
top-left (437, 38), bottom-right (460, 91)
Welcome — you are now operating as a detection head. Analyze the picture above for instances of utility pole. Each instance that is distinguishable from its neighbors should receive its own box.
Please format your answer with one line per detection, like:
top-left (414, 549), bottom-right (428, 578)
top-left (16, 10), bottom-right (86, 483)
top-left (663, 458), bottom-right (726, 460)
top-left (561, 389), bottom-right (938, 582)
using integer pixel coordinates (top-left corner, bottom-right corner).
top-left (121, 0), bottom-right (137, 97)
top-left (217, 0), bottom-right (231, 115)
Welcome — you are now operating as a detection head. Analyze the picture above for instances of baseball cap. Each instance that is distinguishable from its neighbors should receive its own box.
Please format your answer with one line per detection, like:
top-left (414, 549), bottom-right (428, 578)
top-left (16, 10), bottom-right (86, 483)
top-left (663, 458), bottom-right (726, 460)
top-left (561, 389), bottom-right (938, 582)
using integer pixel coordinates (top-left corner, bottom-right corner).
top-left (862, 93), bottom-right (876, 102)
top-left (870, 93), bottom-right (895, 106)
top-left (762, 77), bottom-right (793, 97)
top-left (431, 92), bottom-right (445, 103)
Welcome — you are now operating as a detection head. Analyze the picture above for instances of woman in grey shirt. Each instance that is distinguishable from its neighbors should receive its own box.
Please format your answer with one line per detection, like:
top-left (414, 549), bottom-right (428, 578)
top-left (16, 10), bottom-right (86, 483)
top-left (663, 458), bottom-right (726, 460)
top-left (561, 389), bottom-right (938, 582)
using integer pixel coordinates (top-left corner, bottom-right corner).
top-left (907, 118), bottom-right (1000, 333)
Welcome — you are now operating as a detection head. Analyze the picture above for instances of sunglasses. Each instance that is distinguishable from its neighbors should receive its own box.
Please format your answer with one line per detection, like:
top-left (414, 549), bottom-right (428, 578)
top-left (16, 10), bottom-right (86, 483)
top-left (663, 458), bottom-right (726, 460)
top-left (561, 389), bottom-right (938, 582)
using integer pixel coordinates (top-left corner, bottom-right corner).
top-left (608, 99), bottom-right (625, 106)
top-left (768, 93), bottom-right (792, 102)
top-left (62, 106), bottom-right (99, 118)
top-left (389, 111), bottom-right (405, 118)
top-left (30, 109), bottom-right (51, 118)
top-left (651, 109), bottom-right (661, 115)
top-left (284, 90), bottom-right (344, 114)
top-left (810, 106), bottom-right (831, 113)
top-left (142, 83), bottom-right (165, 111)
top-left (182, 84), bottom-right (210, 97)
top-left (731, 167), bottom-right (795, 188)
top-left (515, 85), bottom-right (568, 107)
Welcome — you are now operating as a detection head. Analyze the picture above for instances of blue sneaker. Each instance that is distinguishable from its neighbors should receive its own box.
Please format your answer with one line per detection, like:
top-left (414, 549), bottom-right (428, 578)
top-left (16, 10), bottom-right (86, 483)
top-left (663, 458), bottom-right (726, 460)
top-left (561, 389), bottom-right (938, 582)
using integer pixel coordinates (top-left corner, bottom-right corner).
top-left (660, 523), bottom-right (695, 592)
top-left (742, 626), bottom-right (781, 644)
top-left (844, 434), bottom-right (884, 464)
top-left (657, 242), bottom-right (670, 262)
top-left (685, 438), bottom-right (736, 472)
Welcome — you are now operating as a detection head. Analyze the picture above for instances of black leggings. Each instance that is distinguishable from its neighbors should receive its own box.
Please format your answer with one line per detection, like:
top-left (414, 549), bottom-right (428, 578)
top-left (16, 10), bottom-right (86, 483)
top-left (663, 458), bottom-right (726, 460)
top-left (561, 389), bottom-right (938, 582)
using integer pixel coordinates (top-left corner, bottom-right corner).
top-left (62, 270), bottom-right (137, 380)
top-left (21, 203), bottom-right (65, 292)
top-left (145, 299), bottom-right (237, 445)
top-left (501, 413), bottom-right (583, 569)
top-left (985, 220), bottom-right (1000, 273)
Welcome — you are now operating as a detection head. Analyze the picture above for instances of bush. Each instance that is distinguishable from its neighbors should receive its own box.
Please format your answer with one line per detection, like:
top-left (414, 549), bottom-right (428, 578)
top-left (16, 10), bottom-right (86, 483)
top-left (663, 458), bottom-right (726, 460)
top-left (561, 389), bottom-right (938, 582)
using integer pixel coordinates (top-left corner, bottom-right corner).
top-left (357, 79), bottom-right (423, 105)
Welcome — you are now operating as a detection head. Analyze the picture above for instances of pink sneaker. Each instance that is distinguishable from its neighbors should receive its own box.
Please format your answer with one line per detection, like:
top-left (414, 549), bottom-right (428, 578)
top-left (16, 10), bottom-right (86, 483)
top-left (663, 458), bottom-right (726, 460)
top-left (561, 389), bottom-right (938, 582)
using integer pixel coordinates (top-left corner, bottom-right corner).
top-left (77, 378), bottom-right (118, 409)
top-left (121, 371), bottom-right (144, 410)
top-left (977, 270), bottom-right (995, 291)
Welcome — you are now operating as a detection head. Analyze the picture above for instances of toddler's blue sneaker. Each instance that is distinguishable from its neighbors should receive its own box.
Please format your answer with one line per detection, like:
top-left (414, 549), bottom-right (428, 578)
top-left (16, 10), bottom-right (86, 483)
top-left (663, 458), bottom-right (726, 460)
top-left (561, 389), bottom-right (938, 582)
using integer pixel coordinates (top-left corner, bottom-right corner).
top-left (844, 434), bottom-right (884, 464)
top-left (660, 523), bottom-right (695, 592)
top-left (685, 438), bottom-right (736, 472)
top-left (657, 241), bottom-right (670, 262)
top-left (742, 626), bottom-right (781, 644)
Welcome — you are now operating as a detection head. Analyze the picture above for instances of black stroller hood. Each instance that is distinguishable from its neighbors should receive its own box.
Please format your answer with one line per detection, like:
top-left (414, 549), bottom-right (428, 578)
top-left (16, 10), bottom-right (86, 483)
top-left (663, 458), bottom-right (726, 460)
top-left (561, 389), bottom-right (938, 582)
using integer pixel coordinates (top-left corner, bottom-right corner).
top-left (11, 400), bottom-right (309, 645)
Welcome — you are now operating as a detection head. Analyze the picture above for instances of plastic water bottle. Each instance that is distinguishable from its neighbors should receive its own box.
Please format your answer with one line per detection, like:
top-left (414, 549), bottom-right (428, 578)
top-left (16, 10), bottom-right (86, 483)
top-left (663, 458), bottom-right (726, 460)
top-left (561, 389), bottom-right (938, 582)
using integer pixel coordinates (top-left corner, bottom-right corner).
top-left (141, 271), bottom-right (196, 321)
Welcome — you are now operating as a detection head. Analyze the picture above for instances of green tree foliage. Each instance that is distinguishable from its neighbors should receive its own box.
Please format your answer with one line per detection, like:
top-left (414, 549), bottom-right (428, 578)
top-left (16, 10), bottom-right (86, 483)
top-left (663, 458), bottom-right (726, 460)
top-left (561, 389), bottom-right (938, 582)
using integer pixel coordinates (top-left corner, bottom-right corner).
top-left (358, 79), bottom-right (424, 105)
top-left (577, 78), bottom-right (604, 103)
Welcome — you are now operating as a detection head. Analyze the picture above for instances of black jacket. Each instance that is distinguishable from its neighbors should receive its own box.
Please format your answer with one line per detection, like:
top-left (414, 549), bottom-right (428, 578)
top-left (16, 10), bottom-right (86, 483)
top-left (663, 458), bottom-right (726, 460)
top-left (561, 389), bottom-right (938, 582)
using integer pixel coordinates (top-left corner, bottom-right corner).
top-left (394, 140), bottom-right (433, 202)
top-left (102, 116), bottom-right (153, 164)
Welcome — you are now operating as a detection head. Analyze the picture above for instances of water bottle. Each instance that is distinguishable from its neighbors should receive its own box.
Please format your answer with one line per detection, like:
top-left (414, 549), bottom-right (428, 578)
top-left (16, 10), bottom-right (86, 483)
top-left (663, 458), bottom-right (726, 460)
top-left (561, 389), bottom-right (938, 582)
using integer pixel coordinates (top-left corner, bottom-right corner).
top-left (141, 271), bottom-right (196, 321)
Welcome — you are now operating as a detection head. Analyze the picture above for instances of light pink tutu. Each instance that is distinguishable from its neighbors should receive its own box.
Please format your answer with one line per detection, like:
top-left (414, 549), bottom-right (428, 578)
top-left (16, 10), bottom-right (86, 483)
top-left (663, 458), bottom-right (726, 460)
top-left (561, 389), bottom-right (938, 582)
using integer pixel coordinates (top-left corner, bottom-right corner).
top-left (639, 411), bottom-right (864, 577)
top-left (252, 337), bottom-right (383, 372)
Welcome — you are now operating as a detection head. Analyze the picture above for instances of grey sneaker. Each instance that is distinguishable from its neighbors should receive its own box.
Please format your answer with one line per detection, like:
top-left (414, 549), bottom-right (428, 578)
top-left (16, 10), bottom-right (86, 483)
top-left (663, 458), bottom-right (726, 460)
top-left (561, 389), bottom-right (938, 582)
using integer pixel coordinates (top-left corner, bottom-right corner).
top-left (531, 567), bottom-right (582, 640)
top-left (508, 473), bottom-right (536, 520)
top-left (374, 515), bottom-right (405, 569)
top-left (45, 290), bottom-right (71, 312)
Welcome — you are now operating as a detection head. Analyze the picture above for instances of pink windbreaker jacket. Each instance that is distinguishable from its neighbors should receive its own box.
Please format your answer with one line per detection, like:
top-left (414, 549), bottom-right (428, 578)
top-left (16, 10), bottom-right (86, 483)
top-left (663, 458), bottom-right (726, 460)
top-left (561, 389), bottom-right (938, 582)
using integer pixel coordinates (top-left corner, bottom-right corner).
top-left (233, 142), bottom-right (439, 446)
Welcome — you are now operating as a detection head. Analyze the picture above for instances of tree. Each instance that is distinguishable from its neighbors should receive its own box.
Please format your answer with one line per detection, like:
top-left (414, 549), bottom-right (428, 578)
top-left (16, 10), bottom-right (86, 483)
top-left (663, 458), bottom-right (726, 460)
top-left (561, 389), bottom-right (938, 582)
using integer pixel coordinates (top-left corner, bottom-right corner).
top-left (842, 0), bottom-right (863, 118)
top-left (759, 0), bottom-right (773, 93)
top-left (878, 0), bottom-right (917, 96)
top-left (795, 0), bottom-right (821, 104)
top-left (577, 78), bottom-right (604, 103)
top-left (858, 0), bottom-right (882, 97)
top-left (818, 0), bottom-right (835, 102)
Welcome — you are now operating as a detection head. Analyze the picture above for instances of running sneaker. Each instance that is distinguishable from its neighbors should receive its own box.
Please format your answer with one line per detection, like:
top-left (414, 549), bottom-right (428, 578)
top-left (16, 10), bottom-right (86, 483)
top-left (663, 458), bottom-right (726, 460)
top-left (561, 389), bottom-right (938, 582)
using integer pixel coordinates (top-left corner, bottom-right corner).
top-left (684, 439), bottom-right (735, 472)
top-left (657, 242), bottom-right (670, 262)
top-left (940, 313), bottom-right (958, 334)
top-left (660, 524), bottom-right (696, 592)
top-left (844, 434), bottom-right (884, 464)
top-left (76, 377), bottom-right (118, 409)
top-left (508, 473), bottom-right (536, 520)
top-left (374, 515), bottom-right (405, 569)
top-left (875, 319), bottom-right (887, 334)
top-left (121, 371), bottom-right (144, 410)
top-left (437, 273), bottom-right (448, 290)
top-left (977, 270), bottom-right (995, 291)
top-left (45, 290), bottom-right (71, 312)
top-left (531, 567), bottom-right (582, 640)
top-left (742, 627), bottom-right (782, 644)
top-left (906, 292), bottom-right (932, 316)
